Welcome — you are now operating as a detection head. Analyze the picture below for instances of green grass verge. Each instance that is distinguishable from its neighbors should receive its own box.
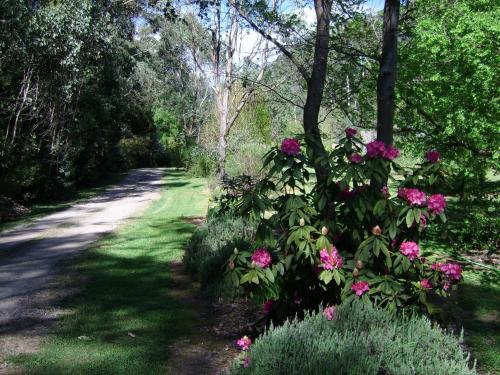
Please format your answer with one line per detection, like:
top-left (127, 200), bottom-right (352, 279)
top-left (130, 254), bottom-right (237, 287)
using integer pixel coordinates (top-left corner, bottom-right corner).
top-left (0, 172), bottom-right (128, 233)
top-left (10, 170), bottom-right (209, 374)
top-left (422, 195), bottom-right (499, 375)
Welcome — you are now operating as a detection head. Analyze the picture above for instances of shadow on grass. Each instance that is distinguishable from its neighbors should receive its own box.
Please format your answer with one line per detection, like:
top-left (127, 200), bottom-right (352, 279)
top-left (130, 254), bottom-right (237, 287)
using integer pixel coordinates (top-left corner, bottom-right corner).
top-left (10, 217), bottom-right (202, 375)
top-left (454, 282), bottom-right (500, 373)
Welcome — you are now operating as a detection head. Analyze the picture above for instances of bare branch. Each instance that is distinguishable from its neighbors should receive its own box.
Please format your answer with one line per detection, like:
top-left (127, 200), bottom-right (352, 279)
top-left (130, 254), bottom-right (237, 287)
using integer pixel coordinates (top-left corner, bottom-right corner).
top-left (227, 0), bottom-right (310, 81)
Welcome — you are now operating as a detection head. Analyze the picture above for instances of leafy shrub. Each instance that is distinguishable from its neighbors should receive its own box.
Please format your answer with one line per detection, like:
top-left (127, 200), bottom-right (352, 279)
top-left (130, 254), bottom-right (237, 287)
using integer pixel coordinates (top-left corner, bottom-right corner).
top-left (153, 107), bottom-right (186, 166)
top-left (117, 136), bottom-right (153, 169)
top-left (187, 147), bottom-right (217, 177)
top-left (451, 210), bottom-right (500, 254)
top-left (226, 141), bottom-right (269, 177)
top-left (222, 129), bottom-right (462, 315)
top-left (230, 301), bottom-right (476, 375)
top-left (184, 213), bottom-right (257, 294)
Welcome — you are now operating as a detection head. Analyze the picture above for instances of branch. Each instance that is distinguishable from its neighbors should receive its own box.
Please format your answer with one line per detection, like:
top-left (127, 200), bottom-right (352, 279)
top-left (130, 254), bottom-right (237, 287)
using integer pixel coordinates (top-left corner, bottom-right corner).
top-left (228, 0), bottom-right (310, 81)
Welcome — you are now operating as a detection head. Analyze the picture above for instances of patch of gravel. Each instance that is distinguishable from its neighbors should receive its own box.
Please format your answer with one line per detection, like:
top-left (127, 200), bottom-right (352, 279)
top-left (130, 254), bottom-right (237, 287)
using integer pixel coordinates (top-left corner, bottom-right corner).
top-left (0, 259), bottom-right (84, 374)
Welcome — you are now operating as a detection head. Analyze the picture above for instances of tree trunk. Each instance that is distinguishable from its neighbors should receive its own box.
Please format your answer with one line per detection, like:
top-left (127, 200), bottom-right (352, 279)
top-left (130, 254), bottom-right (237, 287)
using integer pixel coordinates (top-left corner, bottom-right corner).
top-left (303, 0), bottom-right (332, 185)
top-left (376, 0), bottom-right (400, 146)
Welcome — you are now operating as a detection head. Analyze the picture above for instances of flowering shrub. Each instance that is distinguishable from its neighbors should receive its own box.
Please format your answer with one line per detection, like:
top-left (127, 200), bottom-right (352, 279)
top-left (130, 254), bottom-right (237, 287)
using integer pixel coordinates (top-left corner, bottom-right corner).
top-left (223, 130), bottom-right (462, 315)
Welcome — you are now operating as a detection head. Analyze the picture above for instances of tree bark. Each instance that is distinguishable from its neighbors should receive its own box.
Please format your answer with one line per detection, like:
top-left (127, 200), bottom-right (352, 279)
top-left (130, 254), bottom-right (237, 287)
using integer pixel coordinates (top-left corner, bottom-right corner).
top-left (376, 0), bottom-right (400, 146)
top-left (303, 0), bottom-right (332, 185)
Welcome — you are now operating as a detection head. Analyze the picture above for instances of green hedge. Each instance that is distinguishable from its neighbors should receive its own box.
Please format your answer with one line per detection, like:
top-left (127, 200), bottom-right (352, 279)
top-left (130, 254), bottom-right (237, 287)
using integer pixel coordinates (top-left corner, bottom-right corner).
top-left (183, 213), bottom-right (256, 295)
top-left (231, 301), bottom-right (476, 375)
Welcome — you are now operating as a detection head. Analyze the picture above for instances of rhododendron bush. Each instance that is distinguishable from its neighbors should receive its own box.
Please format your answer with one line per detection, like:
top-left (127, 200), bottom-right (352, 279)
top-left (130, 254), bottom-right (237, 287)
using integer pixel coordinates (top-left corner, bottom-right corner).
top-left (223, 129), bottom-right (461, 314)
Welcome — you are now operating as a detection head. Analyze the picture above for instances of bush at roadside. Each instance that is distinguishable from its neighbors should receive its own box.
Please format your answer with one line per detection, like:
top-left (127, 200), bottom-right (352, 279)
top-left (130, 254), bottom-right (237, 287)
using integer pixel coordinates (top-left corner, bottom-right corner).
top-left (184, 213), bottom-right (257, 295)
top-left (230, 301), bottom-right (476, 375)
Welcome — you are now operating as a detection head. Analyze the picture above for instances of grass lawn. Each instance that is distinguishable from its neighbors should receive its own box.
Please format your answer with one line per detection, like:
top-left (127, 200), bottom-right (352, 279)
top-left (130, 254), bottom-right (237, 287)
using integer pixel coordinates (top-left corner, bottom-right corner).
top-left (11, 170), bottom-right (209, 374)
top-left (422, 196), bottom-right (499, 375)
top-left (0, 172), bottom-right (128, 233)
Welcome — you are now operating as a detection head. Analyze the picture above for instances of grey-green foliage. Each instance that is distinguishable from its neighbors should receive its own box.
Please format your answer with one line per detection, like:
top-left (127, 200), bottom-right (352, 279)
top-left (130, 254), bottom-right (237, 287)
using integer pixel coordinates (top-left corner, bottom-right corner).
top-left (184, 213), bottom-right (256, 293)
top-left (231, 301), bottom-right (476, 375)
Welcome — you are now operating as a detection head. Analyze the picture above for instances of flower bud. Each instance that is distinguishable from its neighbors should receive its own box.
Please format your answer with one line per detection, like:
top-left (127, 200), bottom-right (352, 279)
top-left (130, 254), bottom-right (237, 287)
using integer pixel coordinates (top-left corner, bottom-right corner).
top-left (299, 218), bottom-right (305, 227)
top-left (234, 248), bottom-right (239, 255)
top-left (371, 225), bottom-right (382, 236)
top-left (355, 260), bottom-right (364, 270)
top-left (321, 226), bottom-right (329, 236)
top-left (353, 267), bottom-right (360, 277)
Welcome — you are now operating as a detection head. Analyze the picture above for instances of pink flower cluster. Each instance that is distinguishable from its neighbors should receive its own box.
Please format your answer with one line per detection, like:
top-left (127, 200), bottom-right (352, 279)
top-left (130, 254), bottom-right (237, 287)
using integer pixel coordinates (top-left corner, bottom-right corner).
top-left (323, 305), bottom-right (336, 321)
top-left (383, 145), bottom-right (401, 160)
top-left (345, 127), bottom-right (357, 138)
top-left (398, 188), bottom-right (427, 206)
top-left (340, 187), bottom-right (354, 200)
top-left (366, 141), bottom-right (400, 160)
top-left (251, 248), bottom-right (272, 268)
top-left (348, 153), bottom-right (363, 164)
top-left (425, 149), bottom-right (440, 163)
top-left (366, 141), bottom-right (386, 158)
top-left (351, 281), bottom-right (369, 296)
top-left (243, 357), bottom-right (251, 368)
top-left (237, 336), bottom-right (252, 351)
top-left (420, 279), bottom-right (432, 289)
top-left (320, 247), bottom-right (343, 270)
top-left (433, 262), bottom-right (462, 282)
top-left (428, 194), bottom-right (446, 214)
top-left (263, 300), bottom-right (273, 313)
top-left (400, 241), bottom-right (420, 261)
top-left (280, 138), bottom-right (301, 156)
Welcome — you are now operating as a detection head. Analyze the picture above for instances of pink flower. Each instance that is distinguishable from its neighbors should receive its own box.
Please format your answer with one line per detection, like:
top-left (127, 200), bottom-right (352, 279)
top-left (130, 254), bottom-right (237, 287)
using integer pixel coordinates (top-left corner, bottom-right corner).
top-left (243, 356), bottom-right (251, 368)
top-left (351, 281), bottom-right (370, 296)
top-left (237, 336), bottom-right (252, 351)
top-left (397, 187), bottom-right (409, 200)
top-left (366, 141), bottom-right (386, 158)
top-left (420, 279), bottom-right (432, 289)
top-left (340, 187), bottom-right (354, 200)
top-left (443, 281), bottom-right (451, 290)
top-left (431, 262), bottom-right (443, 271)
top-left (381, 185), bottom-right (390, 198)
top-left (251, 248), bottom-right (272, 268)
top-left (280, 138), bottom-right (301, 156)
top-left (399, 188), bottom-right (426, 206)
top-left (320, 247), bottom-right (343, 270)
top-left (425, 149), bottom-right (440, 163)
top-left (348, 153), bottom-right (363, 164)
top-left (440, 263), bottom-right (462, 282)
top-left (382, 145), bottom-right (400, 160)
top-left (345, 127), bottom-right (357, 138)
top-left (263, 300), bottom-right (273, 313)
top-left (428, 194), bottom-right (446, 214)
top-left (323, 305), bottom-right (336, 321)
top-left (293, 291), bottom-right (302, 305)
top-left (400, 241), bottom-right (420, 261)
top-left (420, 214), bottom-right (427, 227)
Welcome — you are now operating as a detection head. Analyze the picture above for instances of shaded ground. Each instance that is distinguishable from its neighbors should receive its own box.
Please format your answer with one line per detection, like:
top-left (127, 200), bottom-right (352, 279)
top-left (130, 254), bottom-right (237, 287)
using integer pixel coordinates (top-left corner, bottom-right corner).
top-left (0, 168), bottom-right (166, 372)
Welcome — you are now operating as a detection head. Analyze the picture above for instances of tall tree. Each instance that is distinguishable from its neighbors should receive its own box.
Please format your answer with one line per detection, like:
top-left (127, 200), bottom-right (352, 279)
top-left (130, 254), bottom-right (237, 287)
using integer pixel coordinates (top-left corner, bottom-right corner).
top-left (376, 0), bottom-right (400, 146)
top-left (184, 2), bottom-right (270, 177)
top-left (228, 0), bottom-right (362, 184)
